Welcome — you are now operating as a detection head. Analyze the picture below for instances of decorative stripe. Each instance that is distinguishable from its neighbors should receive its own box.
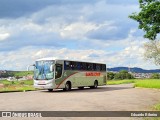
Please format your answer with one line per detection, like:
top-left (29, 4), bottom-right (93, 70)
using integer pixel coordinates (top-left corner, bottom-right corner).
top-left (56, 72), bottom-right (78, 89)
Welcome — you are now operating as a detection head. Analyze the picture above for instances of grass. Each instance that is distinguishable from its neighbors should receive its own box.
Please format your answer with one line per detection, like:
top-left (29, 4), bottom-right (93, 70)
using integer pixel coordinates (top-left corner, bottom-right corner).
top-left (134, 80), bottom-right (160, 89)
top-left (0, 80), bottom-right (33, 85)
top-left (107, 79), bottom-right (136, 85)
top-left (0, 80), bottom-right (36, 92)
top-left (0, 85), bottom-right (36, 92)
top-left (154, 103), bottom-right (160, 111)
top-left (8, 71), bottom-right (33, 77)
top-left (107, 79), bottom-right (160, 89)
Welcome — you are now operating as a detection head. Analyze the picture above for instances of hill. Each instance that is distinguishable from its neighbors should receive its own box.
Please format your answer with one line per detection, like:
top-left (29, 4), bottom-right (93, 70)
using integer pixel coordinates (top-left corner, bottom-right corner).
top-left (107, 67), bottom-right (160, 73)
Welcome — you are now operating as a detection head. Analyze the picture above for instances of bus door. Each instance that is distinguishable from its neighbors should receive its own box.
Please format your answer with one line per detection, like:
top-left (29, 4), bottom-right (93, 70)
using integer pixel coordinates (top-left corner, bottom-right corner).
top-left (55, 64), bottom-right (63, 79)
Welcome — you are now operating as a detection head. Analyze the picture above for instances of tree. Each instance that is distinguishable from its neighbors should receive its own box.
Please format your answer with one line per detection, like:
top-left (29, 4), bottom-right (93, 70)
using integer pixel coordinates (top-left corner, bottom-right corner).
top-left (144, 40), bottom-right (160, 65)
top-left (114, 70), bottom-right (134, 80)
top-left (107, 72), bottom-right (116, 80)
top-left (129, 0), bottom-right (160, 40)
top-left (0, 72), bottom-right (13, 78)
top-left (15, 75), bottom-right (20, 80)
top-left (150, 73), bottom-right (160, 79)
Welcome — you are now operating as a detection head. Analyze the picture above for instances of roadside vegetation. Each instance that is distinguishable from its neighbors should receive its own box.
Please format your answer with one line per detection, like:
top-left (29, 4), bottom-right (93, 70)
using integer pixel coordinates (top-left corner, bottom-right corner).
top-left (108, 79), bottom-right (160, 89)
top-left (10, 71), bottom-right (33, 77)
top-left (0, 71), bottom-right (35, 92)
top-left (0, 71), bottom-right (33, 78)
top-left (107, 70), bottom-right (134, 80)
top-left (154, 103), bottom-right (160, 111)
top-left (107, 79), bottom-right (136, 85)
top-left (107, 70), bottom-right (160, 89)
top-left (134, 80), bottom-right (160, 89)
top-left (0, 80), bottom-right (36, 92)
top-left (0, 79), bottom-right (32, 91)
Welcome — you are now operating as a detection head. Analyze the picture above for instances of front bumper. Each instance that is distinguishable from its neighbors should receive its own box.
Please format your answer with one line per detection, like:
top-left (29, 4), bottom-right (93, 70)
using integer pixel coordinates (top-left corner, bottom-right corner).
top-left (33, 79), bottom-right (55, 89)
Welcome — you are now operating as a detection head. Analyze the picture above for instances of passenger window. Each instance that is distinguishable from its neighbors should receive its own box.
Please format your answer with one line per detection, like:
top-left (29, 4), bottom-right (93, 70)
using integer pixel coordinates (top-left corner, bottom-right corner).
top-left (96, 64), bottom-right (101, 71)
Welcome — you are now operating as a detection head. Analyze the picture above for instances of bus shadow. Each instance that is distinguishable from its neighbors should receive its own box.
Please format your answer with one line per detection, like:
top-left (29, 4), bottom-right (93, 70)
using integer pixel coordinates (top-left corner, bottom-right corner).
top-left (41, 84), bottom-right (134, 93)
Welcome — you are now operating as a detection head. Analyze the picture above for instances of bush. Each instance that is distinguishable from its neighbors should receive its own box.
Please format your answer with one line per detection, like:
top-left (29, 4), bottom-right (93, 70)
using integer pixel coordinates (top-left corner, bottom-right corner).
top-left (150, 73), bottom-right (160, 79)
top-left (114, 70), bottom-right (134, 80)
top-left (107, 72), bottom-right (116, 80)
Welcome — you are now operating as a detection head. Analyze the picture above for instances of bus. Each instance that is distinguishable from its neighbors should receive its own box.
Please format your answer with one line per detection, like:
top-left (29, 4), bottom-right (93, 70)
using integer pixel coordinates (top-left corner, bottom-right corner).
top-left (29, 58), bottom-right (107, 91)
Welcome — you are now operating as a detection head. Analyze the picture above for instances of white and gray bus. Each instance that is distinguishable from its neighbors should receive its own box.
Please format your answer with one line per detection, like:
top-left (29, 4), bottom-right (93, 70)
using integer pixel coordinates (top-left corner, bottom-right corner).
top-left (29, 58), bottom-right (107, 91)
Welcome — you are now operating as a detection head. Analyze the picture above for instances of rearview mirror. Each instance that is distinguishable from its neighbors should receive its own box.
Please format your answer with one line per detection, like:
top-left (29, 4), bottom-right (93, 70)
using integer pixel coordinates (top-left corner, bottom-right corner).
top-left (27, 64), bottom-right (35, 71)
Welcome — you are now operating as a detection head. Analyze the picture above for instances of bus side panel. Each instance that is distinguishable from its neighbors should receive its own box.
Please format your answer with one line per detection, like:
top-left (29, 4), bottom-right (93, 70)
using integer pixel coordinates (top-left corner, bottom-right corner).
top-left (55, 71), bottom-right (106, 89)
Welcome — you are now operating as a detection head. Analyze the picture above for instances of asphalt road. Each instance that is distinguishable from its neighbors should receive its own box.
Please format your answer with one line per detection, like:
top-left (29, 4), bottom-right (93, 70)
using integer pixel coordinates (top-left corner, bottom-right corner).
top-left (1, 84), bottom-right (160, 120)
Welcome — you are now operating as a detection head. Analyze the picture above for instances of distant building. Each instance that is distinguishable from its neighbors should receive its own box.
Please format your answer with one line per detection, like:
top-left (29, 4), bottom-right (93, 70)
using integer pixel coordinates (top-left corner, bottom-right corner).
top-left (131, 73), bottom-right (152, 79)
top-left (25, 75), bottom-right (33, 80)
top-left (0, 70), bottom-right (7, 74)
top-left (7, 77), bottom-right (15, 81)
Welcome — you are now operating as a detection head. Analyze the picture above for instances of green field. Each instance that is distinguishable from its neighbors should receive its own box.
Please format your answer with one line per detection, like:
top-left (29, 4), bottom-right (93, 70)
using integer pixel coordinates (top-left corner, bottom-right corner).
top-left (154, 103), bottom-right (160, 111)
top-left (107, 79), bottom-right (136, 85)
top-left (0, 80), bottom-right (36, 92)
top-left (107, 79), bottom-right (160, 89)
top-left (10, 71), bottom-right (33, 77)
top-left (0, 71), bottom-right (34, 92)
top-left (134, 80), bottom-right (160, 89)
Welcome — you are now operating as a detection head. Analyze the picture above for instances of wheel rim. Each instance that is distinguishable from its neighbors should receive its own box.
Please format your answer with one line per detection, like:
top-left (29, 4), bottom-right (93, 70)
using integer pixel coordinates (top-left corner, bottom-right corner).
top-left (66, 83), bottom-right (70, 90)
top-left (94, 82), bottom-right (98, 88)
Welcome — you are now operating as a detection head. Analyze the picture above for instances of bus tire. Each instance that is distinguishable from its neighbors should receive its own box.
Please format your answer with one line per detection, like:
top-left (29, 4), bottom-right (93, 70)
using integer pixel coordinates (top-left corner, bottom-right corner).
top-left (48, 89), bottom-right (53, 92)
top-left (90, 81), bottom-right (98, 89)
top-left (63, 81), bottom-right (71, 91)
top-left (94, 81), bottom-right (98, 88)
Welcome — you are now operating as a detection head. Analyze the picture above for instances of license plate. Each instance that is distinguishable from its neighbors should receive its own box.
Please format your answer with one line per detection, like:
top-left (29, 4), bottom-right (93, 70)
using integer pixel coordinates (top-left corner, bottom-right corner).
top-left (38, 81), bottom-right (45, 84)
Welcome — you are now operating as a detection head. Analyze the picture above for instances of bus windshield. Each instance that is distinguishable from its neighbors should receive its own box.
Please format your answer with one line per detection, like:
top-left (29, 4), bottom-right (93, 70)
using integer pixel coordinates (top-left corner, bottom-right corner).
top-left (34, 60), bottom-right (54, 80)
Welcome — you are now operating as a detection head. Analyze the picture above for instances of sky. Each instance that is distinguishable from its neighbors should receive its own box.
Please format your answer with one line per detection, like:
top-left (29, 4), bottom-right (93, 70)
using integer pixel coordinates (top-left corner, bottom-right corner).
top-left (0, 0), bottom-right (158, 70)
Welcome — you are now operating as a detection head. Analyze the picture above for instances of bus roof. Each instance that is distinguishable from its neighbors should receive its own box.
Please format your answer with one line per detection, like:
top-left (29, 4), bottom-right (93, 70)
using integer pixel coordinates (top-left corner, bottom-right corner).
top-left (36, 57), bottom-right (56, 61)
top-left (36, 57), bottom-right (106, 65)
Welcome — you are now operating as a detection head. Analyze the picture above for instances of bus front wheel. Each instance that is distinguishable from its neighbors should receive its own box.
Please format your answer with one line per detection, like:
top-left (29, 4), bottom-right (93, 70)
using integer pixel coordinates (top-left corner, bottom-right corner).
top-left (63, 82), bottom-right (71, 91)
top-left (48, 89), bottom-right (53, 92)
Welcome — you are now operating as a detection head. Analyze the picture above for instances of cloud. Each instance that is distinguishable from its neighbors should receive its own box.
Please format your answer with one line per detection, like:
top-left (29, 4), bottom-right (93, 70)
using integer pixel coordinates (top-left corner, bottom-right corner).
top-left (0, 47), bottom-right (105, 70)
top-left (106, 0), bottom-right (138, 5)
top-left (0, 38), bottom-right (158, 71)
top-left (86, 23), bottom-right (127, 40)
top-left (0, 0), bottom-right (98, 18)
top-left (0, 33), bottom-right (10, 41)
top-left (0, 0), bottom-right (158, 70)
top-left (60, 22), bottom-right (98, 39)
top-left (0, 0), bottom-right (140, 51)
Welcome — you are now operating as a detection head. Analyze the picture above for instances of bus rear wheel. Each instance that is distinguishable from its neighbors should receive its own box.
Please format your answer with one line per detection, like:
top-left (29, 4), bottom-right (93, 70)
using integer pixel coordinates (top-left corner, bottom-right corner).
top-left (90, 81), bottom-right (98, 89)
top-left (63, 82), bottom-right (71, 91)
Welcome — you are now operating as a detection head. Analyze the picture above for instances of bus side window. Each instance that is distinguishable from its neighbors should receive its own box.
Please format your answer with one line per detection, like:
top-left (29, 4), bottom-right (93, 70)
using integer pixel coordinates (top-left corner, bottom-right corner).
top-left (70, 61), bottom-right (74, 70)
top-left (80, 62), bottom-right (83, 70)
top-left (55, 64), bottom-right (62, 79)
top-left (93, 64), bottom-right (96, 71)
top-left (87, 63), bottom-right (93, 71)
top-left (82, 63), bottom-right (87, 70)
top-left (65, 61), bottom-right (70, 70)
top-left (77, 62), bottom-right (81, 70)
top-left (102, 64), bottom-right (106, 71)
top-left (96, 64), bottom-right (100, 71)
top-left (73, 62), bottom-right (78, 70)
